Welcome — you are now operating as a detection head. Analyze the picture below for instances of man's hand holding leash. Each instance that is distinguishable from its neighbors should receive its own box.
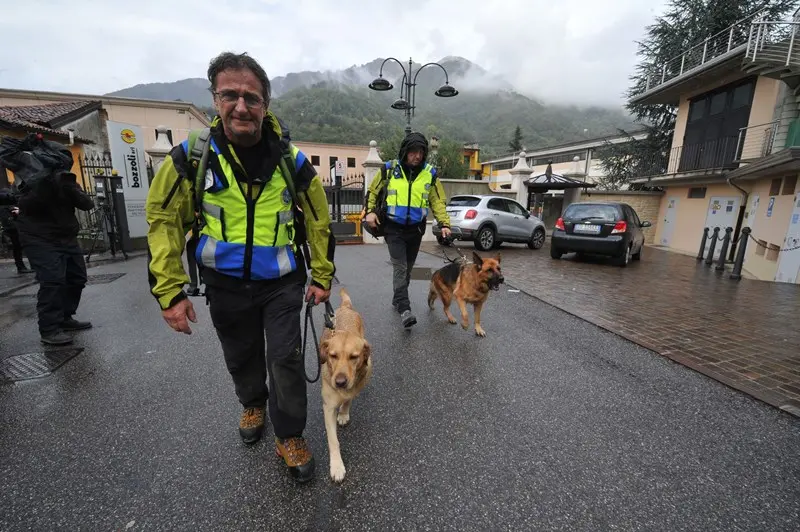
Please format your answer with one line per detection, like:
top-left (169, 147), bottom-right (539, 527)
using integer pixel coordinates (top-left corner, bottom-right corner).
top-left (306, 285), bottom-right (331, 305)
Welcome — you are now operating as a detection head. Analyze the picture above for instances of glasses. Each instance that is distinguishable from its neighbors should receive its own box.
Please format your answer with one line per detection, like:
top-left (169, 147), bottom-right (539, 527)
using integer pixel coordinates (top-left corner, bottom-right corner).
top-left (213, 90), bottom-right (265, 108)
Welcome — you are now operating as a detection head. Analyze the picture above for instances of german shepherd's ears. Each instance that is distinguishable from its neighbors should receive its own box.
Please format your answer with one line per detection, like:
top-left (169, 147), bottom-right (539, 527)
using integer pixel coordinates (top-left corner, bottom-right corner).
top-left (472, 252), bottom-right (484, 268)
top-left (319, 339), bottom-right (329, 363)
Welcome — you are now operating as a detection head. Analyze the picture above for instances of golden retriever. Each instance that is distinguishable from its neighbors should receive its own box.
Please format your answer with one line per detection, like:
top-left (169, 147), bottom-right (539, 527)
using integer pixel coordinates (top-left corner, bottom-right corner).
top-left (319, 288), bottom-right (373, 482)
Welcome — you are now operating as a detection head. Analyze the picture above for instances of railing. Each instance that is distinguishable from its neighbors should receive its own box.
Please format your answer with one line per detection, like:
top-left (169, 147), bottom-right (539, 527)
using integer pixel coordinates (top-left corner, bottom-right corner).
top-left (747, 20), bottom-right (800, 66)
top-left (641, 10), bottom-right (766, 94)
top-left (636, 137), bottom-right (741, 179)
top-left (735, 120), bottom-right (779, 161)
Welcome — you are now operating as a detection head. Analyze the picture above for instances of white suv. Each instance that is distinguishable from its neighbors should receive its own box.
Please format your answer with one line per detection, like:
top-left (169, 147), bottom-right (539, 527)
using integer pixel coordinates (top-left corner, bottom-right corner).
top-left (432, 195), bottom-right (547, 251)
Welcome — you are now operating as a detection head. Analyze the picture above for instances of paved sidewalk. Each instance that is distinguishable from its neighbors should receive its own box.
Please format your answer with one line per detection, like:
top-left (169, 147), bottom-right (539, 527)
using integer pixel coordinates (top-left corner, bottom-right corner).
top-left (421, 241), bottom-right (800, 417)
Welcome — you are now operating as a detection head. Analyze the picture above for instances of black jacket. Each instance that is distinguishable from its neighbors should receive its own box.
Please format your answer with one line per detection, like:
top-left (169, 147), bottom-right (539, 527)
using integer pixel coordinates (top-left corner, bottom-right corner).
top-left (0, 189), bottom-right (17, 206)
top-left (15, 173), bottom-right (95, 242)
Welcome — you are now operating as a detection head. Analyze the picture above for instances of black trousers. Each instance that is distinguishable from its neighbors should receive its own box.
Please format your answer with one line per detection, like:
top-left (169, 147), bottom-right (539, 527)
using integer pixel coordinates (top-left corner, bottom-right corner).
top-left (5, 226), bottom-right (26, 270)
top-left (385, 224), bottom-right (424, 313)
top-left (206, 279), bottom-right (307, 439)
top-left (22, 237), bottom-right (87, 335)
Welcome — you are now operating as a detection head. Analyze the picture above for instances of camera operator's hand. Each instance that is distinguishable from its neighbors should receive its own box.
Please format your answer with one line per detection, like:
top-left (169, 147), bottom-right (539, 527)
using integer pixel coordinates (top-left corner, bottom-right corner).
top-left (162, 298), bottom-right (197, 334)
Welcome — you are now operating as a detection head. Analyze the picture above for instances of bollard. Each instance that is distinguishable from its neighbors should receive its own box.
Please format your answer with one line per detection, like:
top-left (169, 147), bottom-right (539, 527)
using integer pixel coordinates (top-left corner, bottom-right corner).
top-left (730, 227), bottom-right (751, 280)
top-left (715, 227), bottom-right (733, 271)
top-left (705, 227), bottom-right (720, 266)
top-left (697, 227), bottom-right (710, 261)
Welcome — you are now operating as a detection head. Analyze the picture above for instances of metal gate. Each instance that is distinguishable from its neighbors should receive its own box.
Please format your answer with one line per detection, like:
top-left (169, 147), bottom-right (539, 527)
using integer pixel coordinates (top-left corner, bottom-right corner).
top-left (76, 153), bottom-right (113, 252)
top-left (322, 173), bottom-right (365, 241)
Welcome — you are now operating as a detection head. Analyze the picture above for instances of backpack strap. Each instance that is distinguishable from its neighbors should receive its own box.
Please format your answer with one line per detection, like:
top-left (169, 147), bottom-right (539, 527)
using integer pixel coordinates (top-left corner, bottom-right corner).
top-left (186, 127), bottom-right (212, 235)
top-left (277, 139), bottom-right (313, 271)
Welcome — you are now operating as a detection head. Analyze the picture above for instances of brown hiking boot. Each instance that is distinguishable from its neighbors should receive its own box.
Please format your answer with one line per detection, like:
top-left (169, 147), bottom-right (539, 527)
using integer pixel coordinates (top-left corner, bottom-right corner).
top-left (275, 437), bottom-right (315, 483)
top-left (239, 407), bottom-right (265, 444)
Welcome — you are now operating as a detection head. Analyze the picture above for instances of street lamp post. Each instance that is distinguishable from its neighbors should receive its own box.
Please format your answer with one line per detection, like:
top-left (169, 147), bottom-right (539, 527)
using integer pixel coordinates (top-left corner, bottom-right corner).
top-left (368, 57), bottom-right (459, 135)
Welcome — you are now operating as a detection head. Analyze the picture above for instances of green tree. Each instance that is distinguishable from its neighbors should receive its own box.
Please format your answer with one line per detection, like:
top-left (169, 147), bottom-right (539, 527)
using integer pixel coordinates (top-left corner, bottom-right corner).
top-left (509, 125), bottom-right (524, 152)
top-left (598, 0), bottom-right (796, 190)
top-left (434, 138), bottom-right (469, 179)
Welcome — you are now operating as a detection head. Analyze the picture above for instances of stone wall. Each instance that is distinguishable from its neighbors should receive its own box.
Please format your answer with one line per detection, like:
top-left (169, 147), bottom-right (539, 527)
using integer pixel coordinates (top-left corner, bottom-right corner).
top-left (440, 179), bottom-right (516, 200)
top-left (578, 189), bottom-right (664, 245)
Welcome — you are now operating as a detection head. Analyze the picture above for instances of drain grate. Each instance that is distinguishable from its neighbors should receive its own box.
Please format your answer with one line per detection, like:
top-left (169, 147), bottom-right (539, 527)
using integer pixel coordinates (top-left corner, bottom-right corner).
top-left (87, 273), bottom-right (127, 285)
top-left (0, 348), bottom-right (84, 383)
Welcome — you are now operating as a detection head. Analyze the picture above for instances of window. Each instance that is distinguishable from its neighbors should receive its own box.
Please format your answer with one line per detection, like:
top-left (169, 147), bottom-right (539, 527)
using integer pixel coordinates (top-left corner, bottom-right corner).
top-left (487, 198), bottom-right (508, 211)
top-left (563, 203), bottom-right (620, 222)
top-left (732, 83), bottom-right (754, 109)
top-left (709, 92), bottom-right (727, 115)
top-left (505, 200), bottom-right (528, 216)
top-left (464, 155), bottom-right (471, 166)
top-left (493, 161), bottom-right (514, 171)
top-left (782, 175), bottom-right (797, 195)
top-left (688, 187), bottom-right (707, 199)
top-left (347, 157), bottom-right (356, 168)
top-left (311, 155), bottom-right (320, 166)
top-left (530, 150), bottom-right (586, 166)
top-left (688, 100), bottom-right (706, 122)
top-left (448, 196), bottom-right (481, 207)
top-left (329, 156), bottom-right (337, 169)
top-left (769, 178), bottom-right (782, 196)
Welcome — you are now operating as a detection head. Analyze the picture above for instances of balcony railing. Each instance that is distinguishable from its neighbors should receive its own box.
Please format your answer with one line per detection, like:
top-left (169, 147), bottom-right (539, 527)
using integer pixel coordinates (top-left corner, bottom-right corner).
top-left (637, 137), bottom-right (741, 179)
top-left (735, 120), bottom-right (779, 162)
top-left (641, 10), bottom-right (766, 94)
top-left (746, 19), bottom-right (800, 66)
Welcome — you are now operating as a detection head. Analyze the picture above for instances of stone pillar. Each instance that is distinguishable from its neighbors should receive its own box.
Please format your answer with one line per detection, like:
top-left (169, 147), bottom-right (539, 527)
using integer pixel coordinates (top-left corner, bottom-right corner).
top-left (146, 125), bottom-right (174, 172)
top-left (562, 155), bottom-right (587, 212)
top-left (507, 151), bottom-right (531, 207)
top-left (362, 140), bottom-right (384, 244)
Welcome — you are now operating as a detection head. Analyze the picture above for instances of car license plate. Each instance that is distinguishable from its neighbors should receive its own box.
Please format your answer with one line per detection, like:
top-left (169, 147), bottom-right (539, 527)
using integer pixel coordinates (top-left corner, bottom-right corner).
top-left (447, 210), bottom-right (460, 217)
top-left (574, 223), bottom-right (601, 234)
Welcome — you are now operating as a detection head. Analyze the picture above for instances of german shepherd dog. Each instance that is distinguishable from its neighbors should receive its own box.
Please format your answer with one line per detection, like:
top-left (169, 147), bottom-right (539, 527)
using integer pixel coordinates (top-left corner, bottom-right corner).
top-left (319, 288), bottom-right (373, 482)
top-left (427, 252), bottom-right (504, 337)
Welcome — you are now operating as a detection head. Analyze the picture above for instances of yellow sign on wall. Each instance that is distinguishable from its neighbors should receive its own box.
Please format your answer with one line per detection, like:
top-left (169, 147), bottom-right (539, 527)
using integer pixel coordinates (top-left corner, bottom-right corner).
top-left (120, 129), bottom-right (136, 144)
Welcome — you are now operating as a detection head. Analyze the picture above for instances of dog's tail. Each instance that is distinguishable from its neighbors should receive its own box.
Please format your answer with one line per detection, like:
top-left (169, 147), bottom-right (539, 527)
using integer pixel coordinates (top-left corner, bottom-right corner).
top-left (339, 287), bottom-right (353, 309)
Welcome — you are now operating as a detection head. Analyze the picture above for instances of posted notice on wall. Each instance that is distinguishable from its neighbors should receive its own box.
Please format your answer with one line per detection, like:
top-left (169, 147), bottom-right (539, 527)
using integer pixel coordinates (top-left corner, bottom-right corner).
top-left (107, 121), bottom-right (150, 239)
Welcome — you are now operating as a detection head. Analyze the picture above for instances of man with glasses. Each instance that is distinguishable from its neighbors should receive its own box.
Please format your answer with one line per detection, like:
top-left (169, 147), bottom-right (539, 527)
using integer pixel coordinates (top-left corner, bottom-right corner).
top-left (145, 52), bottom-right (336, 484)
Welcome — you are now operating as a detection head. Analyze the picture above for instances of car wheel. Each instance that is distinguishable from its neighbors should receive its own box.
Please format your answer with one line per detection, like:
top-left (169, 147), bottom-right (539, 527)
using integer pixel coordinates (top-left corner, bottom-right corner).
top-left (617, 245), bottom-right (632, 267)
top-left (632, 243), bottom-right (642, 261)
top-left (474, 226), bottom-right (495, 251)
top-left (528, 228), bottom-right (546, 250)
top-left (550, 246), bottom-right (562, 259)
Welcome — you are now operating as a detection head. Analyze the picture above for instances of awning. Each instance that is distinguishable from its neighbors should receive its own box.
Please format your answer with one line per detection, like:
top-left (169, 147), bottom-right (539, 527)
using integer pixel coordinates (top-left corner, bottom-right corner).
top-left (524, 163), bottom-right (596, 192)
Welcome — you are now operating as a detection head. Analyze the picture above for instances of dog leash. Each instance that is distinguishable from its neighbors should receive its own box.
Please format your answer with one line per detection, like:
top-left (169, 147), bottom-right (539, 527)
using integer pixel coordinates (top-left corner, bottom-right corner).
top-left (302, 299), bottom-right (335, 383)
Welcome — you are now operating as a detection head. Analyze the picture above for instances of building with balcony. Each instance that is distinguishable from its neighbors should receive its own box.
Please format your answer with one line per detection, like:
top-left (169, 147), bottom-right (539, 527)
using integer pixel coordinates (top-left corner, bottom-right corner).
top-left (630, 9), bottom-right (800, 284)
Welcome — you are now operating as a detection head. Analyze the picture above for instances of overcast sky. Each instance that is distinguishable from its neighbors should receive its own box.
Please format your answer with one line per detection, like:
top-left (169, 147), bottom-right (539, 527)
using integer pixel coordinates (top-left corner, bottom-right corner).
top-left (1, 0), bottom-right (667, 107)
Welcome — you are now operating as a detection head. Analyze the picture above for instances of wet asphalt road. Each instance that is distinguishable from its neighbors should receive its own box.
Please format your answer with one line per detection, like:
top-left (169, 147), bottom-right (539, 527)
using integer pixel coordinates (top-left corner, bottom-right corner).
top-left (1, 244), bottom-right (798, 531)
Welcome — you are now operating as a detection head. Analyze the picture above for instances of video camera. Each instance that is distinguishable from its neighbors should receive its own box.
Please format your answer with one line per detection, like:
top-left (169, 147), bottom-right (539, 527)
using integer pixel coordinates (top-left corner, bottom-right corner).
top-left (0, 133), bottom-right (74, 196)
